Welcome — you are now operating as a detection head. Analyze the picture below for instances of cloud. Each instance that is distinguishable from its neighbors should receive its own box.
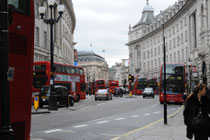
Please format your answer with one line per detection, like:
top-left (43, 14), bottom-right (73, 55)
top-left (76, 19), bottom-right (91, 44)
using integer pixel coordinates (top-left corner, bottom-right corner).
top-left (73, 0), bottom-right (177, 67)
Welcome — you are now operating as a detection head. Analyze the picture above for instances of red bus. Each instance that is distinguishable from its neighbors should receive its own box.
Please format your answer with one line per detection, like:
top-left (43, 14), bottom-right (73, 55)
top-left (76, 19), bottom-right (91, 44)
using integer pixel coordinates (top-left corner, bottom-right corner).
top-left (33, 61), bottom-right (86, 102)
top-left (108, 80), bottom-right (119, 94)
top-left (133, 77), bottom-right (148, 95)
top-left (0, 1), bottom-right (35, 139)
top-left (148, 78), bottom-right (158, 95)
top-left (95, 80), bottom-right (106, 92)
top-left (159, 64), bottom-right (185, 104)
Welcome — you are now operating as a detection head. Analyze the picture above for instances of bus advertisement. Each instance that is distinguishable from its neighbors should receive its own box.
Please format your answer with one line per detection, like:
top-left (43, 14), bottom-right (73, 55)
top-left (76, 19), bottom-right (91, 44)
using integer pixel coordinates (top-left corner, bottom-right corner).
top-left (159, 64), bottom-right (185, 104)
top-left (33, 61), bottom-right (86, 102)
top-left (0, 0), bottom-right (35, 139)
top-left (108, 80), bottom-right (119, 94)
top-left (133, 77), bottom-right (148, 95)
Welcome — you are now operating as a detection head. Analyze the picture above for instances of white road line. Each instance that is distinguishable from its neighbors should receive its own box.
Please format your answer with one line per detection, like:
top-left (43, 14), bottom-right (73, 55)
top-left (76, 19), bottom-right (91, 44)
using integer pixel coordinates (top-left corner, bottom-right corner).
top-left (31, 139), bottom-right (45, 140)
top-left (73, 124), bottom-right (88, 128)
top-left (130, 115), bottom-right (139, 118)
top-left (97, 120), bottom-right (109, 124)
top-left (153, 111), bottom-right (160, 114)
top-left (172, 108), bottom-right (177, 111)
top-left (44, 129), bottom-right (62, 134)
top-left (80, 106), bottom-right (93, 111)
top-left (144, 113), bottom-right (151, 116)
top-left (97, 103), bottom-right (105, 106)
top-left (115, 118), bottom-right (126, 121)
top-left (60, 130), bottom-right (76, 133)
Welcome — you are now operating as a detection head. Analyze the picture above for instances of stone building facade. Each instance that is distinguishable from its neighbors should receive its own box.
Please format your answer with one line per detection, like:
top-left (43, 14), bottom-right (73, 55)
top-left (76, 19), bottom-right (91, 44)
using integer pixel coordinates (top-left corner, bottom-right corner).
top-left (34, 0), bottom-right (76, 65)
top-left (77, 51), bottom-right (109, 83)
top-left (127, 0), bottom-right (210, 85)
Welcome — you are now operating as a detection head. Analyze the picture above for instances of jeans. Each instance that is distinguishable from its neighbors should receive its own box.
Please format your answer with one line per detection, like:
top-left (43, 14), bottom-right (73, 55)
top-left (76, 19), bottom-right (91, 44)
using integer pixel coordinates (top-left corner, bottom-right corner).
top-left (194, 131), bottom-right (208, 140)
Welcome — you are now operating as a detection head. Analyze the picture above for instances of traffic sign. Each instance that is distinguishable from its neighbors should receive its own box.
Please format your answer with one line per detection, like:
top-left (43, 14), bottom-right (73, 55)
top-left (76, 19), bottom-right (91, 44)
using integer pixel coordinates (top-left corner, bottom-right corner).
top-left (34, 96), bottom-right (39, 111)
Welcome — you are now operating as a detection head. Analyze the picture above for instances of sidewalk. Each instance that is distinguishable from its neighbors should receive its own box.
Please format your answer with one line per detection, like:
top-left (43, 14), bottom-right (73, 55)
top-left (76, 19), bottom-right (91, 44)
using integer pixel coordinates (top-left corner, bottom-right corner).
top-left (117, 106), bottom-right (189, 140)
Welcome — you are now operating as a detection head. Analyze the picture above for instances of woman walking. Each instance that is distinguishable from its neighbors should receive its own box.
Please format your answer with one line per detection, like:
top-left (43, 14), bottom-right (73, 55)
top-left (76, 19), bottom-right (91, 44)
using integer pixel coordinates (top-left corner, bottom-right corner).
top-left (183, 84), bottom-right (210, 140)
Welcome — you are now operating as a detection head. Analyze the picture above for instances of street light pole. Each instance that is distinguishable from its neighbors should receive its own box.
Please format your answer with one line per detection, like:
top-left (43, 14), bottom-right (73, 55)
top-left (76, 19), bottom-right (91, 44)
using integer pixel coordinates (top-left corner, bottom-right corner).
top-left (0, 0), bottom-right (14, 139)
top-left (163, 23), bottom-right (167, 124)
top-left (39, 0), bottom-right (64, 110)
top-left (188, 59), bottom-right (192, 93)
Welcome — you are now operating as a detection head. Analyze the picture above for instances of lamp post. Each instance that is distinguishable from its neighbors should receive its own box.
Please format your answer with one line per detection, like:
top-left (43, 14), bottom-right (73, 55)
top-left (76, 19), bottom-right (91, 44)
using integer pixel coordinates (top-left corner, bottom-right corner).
top-left (39, 0), bottom-right (64, 110)
top-left (0, 0), bottom-right (14, 139)
top-left (187, 59), bottom-right (192, 93)
top-left (162, 21), bottom-right (167, 125)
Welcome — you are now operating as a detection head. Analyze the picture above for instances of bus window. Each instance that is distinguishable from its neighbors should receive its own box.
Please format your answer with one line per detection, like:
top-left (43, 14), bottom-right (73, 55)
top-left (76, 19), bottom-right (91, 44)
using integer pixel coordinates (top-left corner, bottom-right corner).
top-left (80, 69), bottom-right (84, 75)
top-left (80, 83), bottom-right (86, 91)
top-left (8, 0), bottom-right (30, 14)
top-left (66, 66), bottom-right (71, 74)
top-left (63, 66), bottom-right (68, 74)
top-left (55, 64), bottom-right (63, 73)
top-left (33, 65), bottom-right (46, 71)
top-left (75, 68), bottom-right (80, 75)
top-left (71, 67), bottom-right (75, 74)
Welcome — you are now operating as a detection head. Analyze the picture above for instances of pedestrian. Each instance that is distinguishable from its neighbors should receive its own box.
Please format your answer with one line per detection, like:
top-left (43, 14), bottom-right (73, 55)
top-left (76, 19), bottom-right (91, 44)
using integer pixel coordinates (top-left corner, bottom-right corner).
top-left (206, 84), bottom-right (210, 99)
top-left (183, 83), bottom-right (210, 140)
top-left (183, 88), bottom-right (188, 103)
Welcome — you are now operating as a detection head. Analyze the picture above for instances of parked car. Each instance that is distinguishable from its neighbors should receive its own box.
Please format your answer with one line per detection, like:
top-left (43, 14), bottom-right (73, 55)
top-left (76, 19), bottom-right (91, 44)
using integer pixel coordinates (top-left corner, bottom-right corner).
top-left (39, 85), bottom-right (74, 108)
top-left (143, 88), bottom-right (154, 98)
top-left (95, 89), bottom-right (112, 100)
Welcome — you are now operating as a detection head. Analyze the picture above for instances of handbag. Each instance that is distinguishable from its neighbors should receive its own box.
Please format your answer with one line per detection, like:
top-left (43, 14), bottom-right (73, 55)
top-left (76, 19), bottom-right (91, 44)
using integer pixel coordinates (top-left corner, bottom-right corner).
top-left (191, 107), bottom-right (210, 129)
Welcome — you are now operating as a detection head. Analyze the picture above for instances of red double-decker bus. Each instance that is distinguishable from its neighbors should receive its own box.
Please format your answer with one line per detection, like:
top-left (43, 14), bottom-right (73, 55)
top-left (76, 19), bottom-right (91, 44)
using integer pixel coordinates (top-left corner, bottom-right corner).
top-left (148, 78), bottom-right (158, 95)
top-left (33, 61), bottom-right (86, 102)
top-left (108, 80), bottom-right (119, 94)
top-left (0, 1), bottom-right (34, 139)
top-left (95, 80), bottom-right (106, 92)
top-left (159, 63), bottom-right (185, 104)
top-left (133, 77), bottom-right (148, 95)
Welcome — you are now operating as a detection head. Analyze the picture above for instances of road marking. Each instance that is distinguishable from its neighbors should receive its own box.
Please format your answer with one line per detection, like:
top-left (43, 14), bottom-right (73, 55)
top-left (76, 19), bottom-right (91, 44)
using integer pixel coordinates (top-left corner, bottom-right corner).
top-left (172, 108), bottom-right (176, 111)
top-left (97, 120), bottom-right (109, 124)
top-left (110, 106), bottom-right (184, 140)
top-left (80, 106), bottom-right (93, 111)
top-left (153, 111), bottom-right (160, 114)
top-left (115, 118), bottom-right (126, 121)
top-left (130, 115), bottom-right (139, 118)
top-left (31, 139), bottom-right (45, 140)
top-left (73, 124), bottom-right (88, 128)
top-left (44, 129), bottom-right (62, 133)
top-left (97, 103), bottom-right (105, 106)
top-left (143, 113), bottom-right (151, 116)
top-left (60, 130), bottom-right (76, 133)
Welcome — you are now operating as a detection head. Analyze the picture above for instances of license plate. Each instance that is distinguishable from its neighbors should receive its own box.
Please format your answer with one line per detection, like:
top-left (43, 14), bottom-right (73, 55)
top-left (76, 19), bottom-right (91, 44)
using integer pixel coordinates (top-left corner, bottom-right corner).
top-left (169, 100), bottom-right (175, 103)
top-left (41, 96), bottom-right (47, 99)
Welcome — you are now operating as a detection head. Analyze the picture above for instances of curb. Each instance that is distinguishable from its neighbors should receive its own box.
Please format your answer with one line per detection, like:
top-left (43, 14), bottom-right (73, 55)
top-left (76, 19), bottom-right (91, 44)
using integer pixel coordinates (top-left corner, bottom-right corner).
top-left (32, 111), bottom-right (51, 115)
top-left (110, 105), bottom-right (184, 140)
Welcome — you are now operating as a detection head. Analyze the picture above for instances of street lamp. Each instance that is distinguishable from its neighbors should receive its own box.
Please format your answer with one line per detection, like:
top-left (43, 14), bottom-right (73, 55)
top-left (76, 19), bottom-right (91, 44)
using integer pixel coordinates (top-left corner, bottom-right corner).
top-left (162, 18), bottom-right (167, 125)
top-left (39, 0), bottom-right (64, 110)
top-left (187, 59), bottom-right (192, 93)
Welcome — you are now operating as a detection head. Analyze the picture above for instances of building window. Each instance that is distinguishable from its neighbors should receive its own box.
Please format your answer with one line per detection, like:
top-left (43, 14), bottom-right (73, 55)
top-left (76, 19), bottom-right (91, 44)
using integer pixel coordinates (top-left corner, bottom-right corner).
top-left (155, 59), bottom-right (157, 68)
top-left (173, 26), bottom-right (175, 34)
top-left (143, 51), bottom-right (146, 59)
top-left (35, 2), bottom-right (39, 18)
top-left (186, 47), bottom-right (188, 60)
top-left (166, 55), bottom-right (168, 63)
top-left (170, 54), bottom-right (172, 63)
top-left (35, 27), bottom-right (39, 45)
top-left (169, 40), bottom-right (172, 50)
top-left (148, 61), bottom-right (150, 71)
top-left (154, 48), bottom-right (157, 56)
top-left (181, 33), bottom-right (184, 44)
top-left (174, 52), bottom-right (176, 63)
top-left (151, 49), bottom-right (153, 57)
top-left (180, 20), bottom-right (183, 29)
top-left (169, 29), bottom-right (171, 37)
top-left (173, 38), bottom-right (176, 48)
top-left (178, 51), bottom-right (180, 62)
top-left (185, 31), bottom-right (188, 42)
top-left (158, 58), bottom-right (161, 68)
top-left (177, 24), bottom-right (179, 32)
top-left (158, 46), bottom-right (160, 54)
top-left (184, 17), bottom-right (187, 26)
top-left (147, 50), bottom-right (149, 58)
top-left (182, 49), bottom-right (184, 61)
top-left (177, 36), bottom-right (180, 46)
top-left (166, 42), bottom-right (168, 52)
top-left (44, 31), bottom-right (47, 48)
top-left (151, 61), bottom-right (153, 70)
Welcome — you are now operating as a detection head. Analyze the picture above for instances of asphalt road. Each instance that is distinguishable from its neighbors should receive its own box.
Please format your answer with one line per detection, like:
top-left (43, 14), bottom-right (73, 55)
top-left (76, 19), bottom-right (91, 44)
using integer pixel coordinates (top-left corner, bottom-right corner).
top-left (31, 95), bottom-right (181, 140)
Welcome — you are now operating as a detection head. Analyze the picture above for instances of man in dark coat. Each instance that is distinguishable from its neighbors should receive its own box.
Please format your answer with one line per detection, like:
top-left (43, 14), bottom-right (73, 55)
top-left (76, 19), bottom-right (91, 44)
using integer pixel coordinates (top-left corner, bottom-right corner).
top-left (206, 85), bottom-right (210, 99)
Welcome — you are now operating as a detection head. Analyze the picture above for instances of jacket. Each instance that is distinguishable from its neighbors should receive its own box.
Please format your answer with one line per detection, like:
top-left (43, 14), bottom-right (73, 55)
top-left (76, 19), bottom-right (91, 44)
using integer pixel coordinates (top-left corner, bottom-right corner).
top-left (183, 95), bottom-right (210, 139)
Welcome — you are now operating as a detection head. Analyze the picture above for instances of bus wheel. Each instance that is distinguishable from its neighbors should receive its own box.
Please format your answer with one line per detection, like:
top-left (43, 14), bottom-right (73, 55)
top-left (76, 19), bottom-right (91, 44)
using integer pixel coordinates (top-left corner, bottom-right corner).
top-left (76, 94), bottom-right (80, 102)
top-left (69, 97), bottom-right (74, 106)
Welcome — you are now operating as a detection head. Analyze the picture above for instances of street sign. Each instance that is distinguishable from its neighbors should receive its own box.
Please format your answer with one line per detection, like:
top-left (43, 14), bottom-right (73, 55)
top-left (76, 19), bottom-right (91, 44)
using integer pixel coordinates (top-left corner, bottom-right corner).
top-left (34, 96), bottom-right (39, 111)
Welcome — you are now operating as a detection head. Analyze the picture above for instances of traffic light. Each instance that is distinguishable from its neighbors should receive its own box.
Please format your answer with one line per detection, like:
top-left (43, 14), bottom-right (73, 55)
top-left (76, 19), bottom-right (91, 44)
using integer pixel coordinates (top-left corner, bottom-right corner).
top-left (129, 74), bottom-right (134, 83)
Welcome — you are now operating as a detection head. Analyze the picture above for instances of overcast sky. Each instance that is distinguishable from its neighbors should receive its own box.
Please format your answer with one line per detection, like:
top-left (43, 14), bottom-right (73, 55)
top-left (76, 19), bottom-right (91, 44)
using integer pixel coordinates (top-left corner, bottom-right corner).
top-left (73, 0), bottom-right (177, 67)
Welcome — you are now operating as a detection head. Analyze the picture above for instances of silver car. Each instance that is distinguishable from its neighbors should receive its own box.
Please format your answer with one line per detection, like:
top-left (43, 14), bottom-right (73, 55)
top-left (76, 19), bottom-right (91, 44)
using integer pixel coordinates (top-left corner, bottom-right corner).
top-left (143, 88), bottom-right (154, 98)
top-left (95, 89), bottom-right (112, 101)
